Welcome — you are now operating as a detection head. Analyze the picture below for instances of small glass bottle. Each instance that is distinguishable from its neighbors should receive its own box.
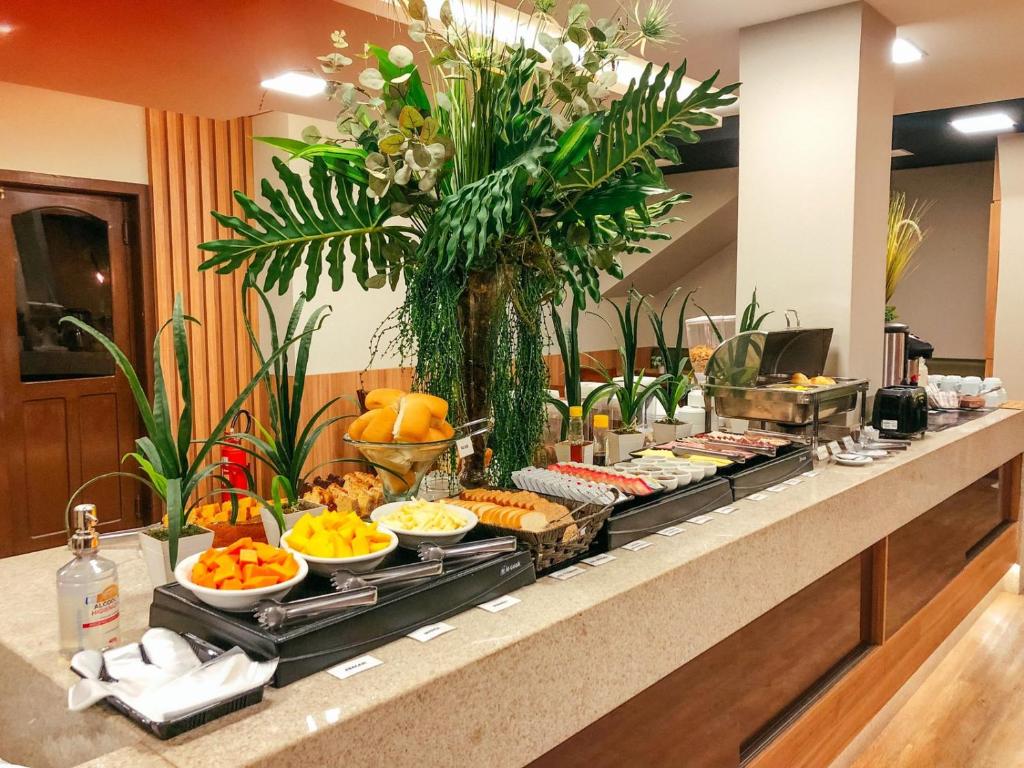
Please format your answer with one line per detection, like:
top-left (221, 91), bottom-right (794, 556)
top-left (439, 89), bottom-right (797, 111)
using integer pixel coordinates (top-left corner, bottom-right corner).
top-left (567, 405), bottom-right (586, 463)
top-left (592, 413), bottom-right (610, 466)
top-left (57, 504), bottom-right (121, 656)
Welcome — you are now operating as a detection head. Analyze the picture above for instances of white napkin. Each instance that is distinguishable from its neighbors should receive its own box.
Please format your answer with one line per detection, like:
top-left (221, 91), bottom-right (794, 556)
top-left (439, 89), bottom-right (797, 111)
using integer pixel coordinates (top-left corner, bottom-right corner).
top-left (69, 635), bottom-right (277, 723)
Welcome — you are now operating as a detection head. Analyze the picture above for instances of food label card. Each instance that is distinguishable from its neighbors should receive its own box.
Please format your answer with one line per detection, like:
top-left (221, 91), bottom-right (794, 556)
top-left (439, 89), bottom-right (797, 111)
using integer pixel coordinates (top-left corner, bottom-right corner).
top-left (582, 553), bottom-right (616, 567)
top-left (622, 539), bottom-right (653, 552)
top-left (407, 622), bottom-right (456, 643)
top-left (656, 526), bottom-right (685, 537)
top-left (766, 484), bottom-right (787, 494)
top-left (688, 515), bottom-right (715, 525)
top-left (802, 470), bottom-right (821, 478)
top-left (477, 595), bottom-right (520, 613)
top-left (549, 566), bottom-right (585, 581)
top-left (814, 445), bottom-right (830, 462)
top-left (713, 505), bottom-right (738, 515)
top-left (456, 436), bottom-right (474, 458)
top-left (327, 655), bottom-right (383, 680)
top-left (842, 436), bottom-right (857, 451)
top-left (826, 440), bottom-right (842, 456)
top-left (746, 492), bottom-right (769, 502)
top-left (784, 477), bottom-right (805, 486)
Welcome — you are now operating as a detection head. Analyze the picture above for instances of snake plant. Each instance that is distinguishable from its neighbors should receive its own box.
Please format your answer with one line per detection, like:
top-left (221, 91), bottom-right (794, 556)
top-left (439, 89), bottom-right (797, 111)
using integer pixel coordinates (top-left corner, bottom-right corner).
top-left (61, 294), bottom-right (298, 566)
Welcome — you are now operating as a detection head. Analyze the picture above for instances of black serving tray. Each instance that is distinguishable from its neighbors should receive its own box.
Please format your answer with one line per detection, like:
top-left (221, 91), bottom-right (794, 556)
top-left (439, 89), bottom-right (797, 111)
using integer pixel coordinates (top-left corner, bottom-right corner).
top-left (72, 634), bottom-right (264, 740)
top-left (149, 548), bottom-right (536, 687)
top-left (599, 477), bottom-right (733, 550)
top-left (726, 446), bottom-right (813, 499)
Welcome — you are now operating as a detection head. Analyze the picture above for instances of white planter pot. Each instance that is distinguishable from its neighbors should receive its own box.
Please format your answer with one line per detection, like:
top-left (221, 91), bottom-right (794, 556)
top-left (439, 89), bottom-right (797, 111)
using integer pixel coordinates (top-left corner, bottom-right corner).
top-left (652, 421), bottom-right (694, 444)
top-left (605, 431), bottom-right (646, 464)
top-left (553, 441), bottom-right (595, 464)
top-left (139, 526), bottom-right (214, 586)
top-left (260, 500), bottom-right (326, 547)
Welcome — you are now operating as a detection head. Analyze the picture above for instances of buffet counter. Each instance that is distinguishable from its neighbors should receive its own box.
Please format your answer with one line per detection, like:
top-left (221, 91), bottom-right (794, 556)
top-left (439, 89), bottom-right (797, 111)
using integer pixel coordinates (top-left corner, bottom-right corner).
top-left (2, 409), bottom-right (1022, 768)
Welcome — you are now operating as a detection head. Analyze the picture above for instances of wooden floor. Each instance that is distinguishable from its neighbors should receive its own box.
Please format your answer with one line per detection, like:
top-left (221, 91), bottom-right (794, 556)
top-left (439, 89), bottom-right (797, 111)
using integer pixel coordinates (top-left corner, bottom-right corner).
top-left (847, 590), bottom-right (1024, 768)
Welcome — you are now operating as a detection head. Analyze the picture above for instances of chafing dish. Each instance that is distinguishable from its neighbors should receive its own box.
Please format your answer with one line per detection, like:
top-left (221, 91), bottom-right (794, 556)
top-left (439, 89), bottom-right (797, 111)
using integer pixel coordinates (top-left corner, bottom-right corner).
top-left (702, 327), bottom-right (869, 446)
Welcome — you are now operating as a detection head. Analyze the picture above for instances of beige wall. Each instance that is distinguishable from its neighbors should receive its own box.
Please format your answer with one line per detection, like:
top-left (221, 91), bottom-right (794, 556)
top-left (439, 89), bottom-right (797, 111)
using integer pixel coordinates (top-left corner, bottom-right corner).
top-left (0, 81), bottom-right (148, 184)
top-left (995, 134), bottom-right (1024, 397)
top-left (890, 161), bottom-right (993, 360)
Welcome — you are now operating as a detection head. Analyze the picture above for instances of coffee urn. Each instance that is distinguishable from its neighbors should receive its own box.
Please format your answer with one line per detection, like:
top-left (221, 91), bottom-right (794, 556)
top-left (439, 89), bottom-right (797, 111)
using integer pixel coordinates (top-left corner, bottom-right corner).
top-left (883, 322), bottom-right (909, 387)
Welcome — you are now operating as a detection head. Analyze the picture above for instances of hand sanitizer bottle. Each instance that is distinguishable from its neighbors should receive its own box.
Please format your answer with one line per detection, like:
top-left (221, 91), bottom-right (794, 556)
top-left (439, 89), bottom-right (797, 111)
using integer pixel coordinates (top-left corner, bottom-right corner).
top-left (57, 504), bottom-right (120, 656)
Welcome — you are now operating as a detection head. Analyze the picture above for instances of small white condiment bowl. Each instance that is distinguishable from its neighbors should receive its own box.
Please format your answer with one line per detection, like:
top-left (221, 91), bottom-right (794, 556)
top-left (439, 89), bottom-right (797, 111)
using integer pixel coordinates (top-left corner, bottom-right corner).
top-left (281, 527), bottom-right (398, 576)
top-left (654, 474), bottom-right (679, 491)
top-left (669, 468), bottom-right (694, 485)
top-left (174, 551), bottom-right (308, 613)
top-left (371, 502), bottom-right (477, 550)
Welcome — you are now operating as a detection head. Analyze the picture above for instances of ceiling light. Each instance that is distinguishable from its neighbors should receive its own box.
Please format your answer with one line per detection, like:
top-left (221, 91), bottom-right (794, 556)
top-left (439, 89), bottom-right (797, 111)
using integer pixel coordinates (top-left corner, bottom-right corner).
top-left (890, 148), bottom-right (914, 158)
top-left (260, 72), bottom-right (326, 98)
top-left (892, 38), bottom-right (923, 64)
top-left (0, 22), bottom-right (13, 35)
top-left (950, 112), bottom-right (1017, 135)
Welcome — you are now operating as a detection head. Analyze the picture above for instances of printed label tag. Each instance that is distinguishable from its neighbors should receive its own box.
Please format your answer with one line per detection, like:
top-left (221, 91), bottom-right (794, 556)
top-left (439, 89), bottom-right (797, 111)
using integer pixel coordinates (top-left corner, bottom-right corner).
top-left (766, 484), bottom-right (787, 493)
top-left (407, 622), bottom-right (456, 643)
top-left (477, 595), bottom-right (521, 613)
top-left (327, 655), bottom-right (383, 680)
top-left (622, 539), bottom-right (653, 552)
top-left (783, 477), bottom-right (805, 486)
top-left (881, 419), bottom-right (898, 431)
top-left (656, 526), bottom-right (685, 537)
top-left (688, 514), bottom-right (715, 525)
top-left (713, 505), bottom-right (737, 515)
top-left (747, 492), bottom-right (769, 502)
top-left (815, 445), bottom-right (830, 462)
top-left (456, 436), bottom-right (474, 458)
top-left (827, 440), bottom-right (842, 456)
top-left (802, 470), bottom-right (820, 478)
top-left (549, 565), bottom-right (585, 581)
top-left (582, 553), bottom-right (616, 567)
top-left (842, 436), bottom-right (857, 451)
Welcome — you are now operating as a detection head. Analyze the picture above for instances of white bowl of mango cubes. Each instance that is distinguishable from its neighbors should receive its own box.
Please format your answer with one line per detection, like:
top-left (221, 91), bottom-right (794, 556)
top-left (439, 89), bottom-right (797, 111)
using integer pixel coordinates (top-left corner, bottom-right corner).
top-left (281, 510), bottom-right (399, 576)
top-left (371, 499), bottom-right (478, 550)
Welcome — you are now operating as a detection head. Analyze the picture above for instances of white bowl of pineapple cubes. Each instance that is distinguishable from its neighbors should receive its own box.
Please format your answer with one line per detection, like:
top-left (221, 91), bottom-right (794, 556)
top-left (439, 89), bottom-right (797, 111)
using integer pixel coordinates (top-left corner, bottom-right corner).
top-left (371, 499), bottom-right (478, 550)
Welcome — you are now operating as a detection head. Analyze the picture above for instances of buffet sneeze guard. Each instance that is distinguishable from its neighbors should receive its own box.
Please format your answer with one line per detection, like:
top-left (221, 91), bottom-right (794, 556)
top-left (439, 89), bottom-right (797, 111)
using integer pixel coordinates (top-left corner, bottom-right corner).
top-left (703, 328), bottom-right (869, 447)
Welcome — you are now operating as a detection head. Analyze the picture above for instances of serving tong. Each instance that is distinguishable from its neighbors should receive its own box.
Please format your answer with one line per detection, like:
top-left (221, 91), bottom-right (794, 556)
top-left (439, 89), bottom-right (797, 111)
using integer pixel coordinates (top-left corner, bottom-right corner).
top-left (418, 536), bottom-right (518, 563)
top-left (253, 585), bottom-right (378, 631)
top-left (331, 560), bottom-right (443, 592)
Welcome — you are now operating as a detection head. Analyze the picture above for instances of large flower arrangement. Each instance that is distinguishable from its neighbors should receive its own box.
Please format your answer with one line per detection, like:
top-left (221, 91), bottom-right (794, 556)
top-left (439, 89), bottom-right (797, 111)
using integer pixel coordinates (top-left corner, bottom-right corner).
top-left (199, 0), bottom-right (737, 485)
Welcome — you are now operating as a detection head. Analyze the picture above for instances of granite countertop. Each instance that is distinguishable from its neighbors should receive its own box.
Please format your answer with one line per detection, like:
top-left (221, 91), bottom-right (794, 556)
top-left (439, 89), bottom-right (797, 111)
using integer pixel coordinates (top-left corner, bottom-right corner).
top-left (1, 409), bottom-right (1021, 768)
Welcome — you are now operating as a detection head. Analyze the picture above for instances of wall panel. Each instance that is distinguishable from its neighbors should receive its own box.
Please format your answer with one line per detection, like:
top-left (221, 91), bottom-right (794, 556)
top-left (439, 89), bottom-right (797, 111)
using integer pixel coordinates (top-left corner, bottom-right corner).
top-left (144, 109), bottom-right (258, 451)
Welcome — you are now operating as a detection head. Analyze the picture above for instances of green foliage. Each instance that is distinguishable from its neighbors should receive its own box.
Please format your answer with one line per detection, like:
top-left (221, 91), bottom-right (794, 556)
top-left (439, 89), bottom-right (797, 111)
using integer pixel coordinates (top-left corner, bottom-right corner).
top-left (644, 287), bottom-right (695, 421)
top-left (61, 294), bottom-right (295, 566)
top-left (592, 290), bottom-right (670, 430)
top-left (547, 296), bottom-right (616, 440)
top-left (738, 287), bottom-right (772, 332)
top-left (197, 156), bottom-right (418, 298)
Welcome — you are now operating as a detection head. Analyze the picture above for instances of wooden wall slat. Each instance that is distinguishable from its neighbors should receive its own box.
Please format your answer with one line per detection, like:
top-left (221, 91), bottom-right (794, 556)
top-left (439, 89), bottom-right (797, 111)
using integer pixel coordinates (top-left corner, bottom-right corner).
top-left (145, 108), bottom-right (256, 500)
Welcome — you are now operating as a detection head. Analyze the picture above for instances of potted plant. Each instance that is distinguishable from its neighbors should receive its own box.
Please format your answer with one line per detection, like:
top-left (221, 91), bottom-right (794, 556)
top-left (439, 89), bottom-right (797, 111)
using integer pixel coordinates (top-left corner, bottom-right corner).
top-left (62, 294), bottom-right (296, 583)
top-left (885, 191), bottom-right (931, 321)
top-left (593, 291), bottom-right (670, 463)
top-left (197, 5), bottom-right (738, 486)
top-left (232, 281), bottom-right (375, 545)
top-left (645, 287), bottom-right (695, 442)
top-left (547, 296), bottom-right (615, 461)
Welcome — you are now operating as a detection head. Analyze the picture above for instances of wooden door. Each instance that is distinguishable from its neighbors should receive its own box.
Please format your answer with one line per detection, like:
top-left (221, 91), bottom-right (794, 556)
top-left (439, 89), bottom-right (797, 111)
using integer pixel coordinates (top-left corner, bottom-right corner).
top-left (0, 188), bottom-right (142, 553)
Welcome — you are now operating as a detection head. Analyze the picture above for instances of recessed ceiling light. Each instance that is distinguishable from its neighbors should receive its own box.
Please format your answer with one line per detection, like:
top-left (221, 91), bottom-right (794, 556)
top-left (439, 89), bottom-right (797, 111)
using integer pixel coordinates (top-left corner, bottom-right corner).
top-left (0, 22), bottom-right (14, 35)
top-left (891, 148), bottom-right (914, 158)
top-left (892, 38), bottom-right (924, 64)
top-left (950, 112), bottom-right (1017, 135)
top-left (260, 72), bottom-right (326, 98)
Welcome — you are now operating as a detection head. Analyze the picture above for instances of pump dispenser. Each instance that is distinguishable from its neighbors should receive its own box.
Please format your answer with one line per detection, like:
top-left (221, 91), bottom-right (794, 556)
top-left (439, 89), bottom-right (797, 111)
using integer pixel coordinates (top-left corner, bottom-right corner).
top-left (57, 504), bottom-right (120, 655)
